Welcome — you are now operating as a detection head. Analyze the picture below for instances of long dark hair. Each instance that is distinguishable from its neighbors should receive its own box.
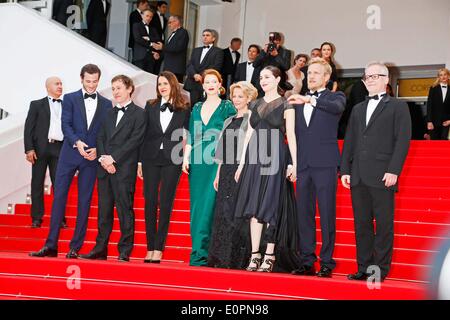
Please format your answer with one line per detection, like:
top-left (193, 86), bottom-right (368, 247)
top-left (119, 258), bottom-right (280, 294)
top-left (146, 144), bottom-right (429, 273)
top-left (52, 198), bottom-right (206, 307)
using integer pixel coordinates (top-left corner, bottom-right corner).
top-left (149, 71), bottom-right (189, 111)
top-left (262, 65), bottom-right (285, 96)
top-left (320, 41), bottom-right (335, 64)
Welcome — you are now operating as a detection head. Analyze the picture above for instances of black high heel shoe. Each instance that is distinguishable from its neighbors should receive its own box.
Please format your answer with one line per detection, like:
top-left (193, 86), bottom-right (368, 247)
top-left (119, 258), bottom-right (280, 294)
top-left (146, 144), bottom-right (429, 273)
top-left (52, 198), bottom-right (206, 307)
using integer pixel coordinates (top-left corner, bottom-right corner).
top-left (257, 253), bottom-right (275, 272)
top-left (246, 252), bottom-right (262, 272)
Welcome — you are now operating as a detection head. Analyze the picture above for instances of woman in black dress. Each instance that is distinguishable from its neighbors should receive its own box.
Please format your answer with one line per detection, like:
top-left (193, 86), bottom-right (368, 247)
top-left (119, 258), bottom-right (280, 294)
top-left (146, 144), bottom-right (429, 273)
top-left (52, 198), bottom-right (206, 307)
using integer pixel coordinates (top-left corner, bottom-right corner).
top-left (320, 42), bottom-right (338, 92)
top-left (138, 71), bottom-right (190, 263)
top-left (234, 66), bottom-right (298, 273)
top-left (207, 81), bottom-right (258, 269)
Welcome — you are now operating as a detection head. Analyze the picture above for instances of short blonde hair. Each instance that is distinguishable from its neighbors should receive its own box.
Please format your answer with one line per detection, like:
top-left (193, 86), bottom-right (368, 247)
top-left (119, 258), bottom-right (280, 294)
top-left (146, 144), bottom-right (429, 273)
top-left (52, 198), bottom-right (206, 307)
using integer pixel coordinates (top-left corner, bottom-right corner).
top-left (308, 57), bottom-right (332, 75)
top-left (229, 81), bottom-right (258, 102)
top-left (433, 68), bottom-right (450, 87)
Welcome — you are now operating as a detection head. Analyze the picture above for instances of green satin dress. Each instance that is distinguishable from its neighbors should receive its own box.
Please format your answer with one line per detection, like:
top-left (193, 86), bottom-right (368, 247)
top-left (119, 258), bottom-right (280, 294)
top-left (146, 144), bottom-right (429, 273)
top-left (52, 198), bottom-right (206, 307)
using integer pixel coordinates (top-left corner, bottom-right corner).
top-left (188, 99), bottom-right (236, 266)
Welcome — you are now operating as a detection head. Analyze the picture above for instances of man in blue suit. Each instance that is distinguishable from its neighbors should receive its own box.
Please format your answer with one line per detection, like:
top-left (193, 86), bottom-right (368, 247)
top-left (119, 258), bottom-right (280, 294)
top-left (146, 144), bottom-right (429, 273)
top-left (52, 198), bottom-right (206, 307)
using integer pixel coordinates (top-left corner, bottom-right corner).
top-left (288, 57), bottom-right (346, 278)
top-left (30, 64), bottom-right (112, 258)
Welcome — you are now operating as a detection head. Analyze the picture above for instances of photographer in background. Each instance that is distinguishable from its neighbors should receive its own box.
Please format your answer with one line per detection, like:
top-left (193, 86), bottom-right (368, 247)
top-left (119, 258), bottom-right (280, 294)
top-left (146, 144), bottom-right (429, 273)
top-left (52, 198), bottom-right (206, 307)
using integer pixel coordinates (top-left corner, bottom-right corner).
top-left (253, 32), bottom-right (292, 91)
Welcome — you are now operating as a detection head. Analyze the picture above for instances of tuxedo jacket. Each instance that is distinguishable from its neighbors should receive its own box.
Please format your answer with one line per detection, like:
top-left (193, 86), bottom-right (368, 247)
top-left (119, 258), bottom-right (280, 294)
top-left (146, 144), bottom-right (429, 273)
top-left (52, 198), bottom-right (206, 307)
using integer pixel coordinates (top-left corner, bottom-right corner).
top-left (132, 21), bottom-right (161, 61)
top-left (128, 9), bottom-right (142, 48)
top-left (24, 97), bottom-right (61, 157)
top-left (426, 85), bottom-right (450, 125)
top-left (341, 95), bottom-right (411, 191)
top-left (150, 11), bottom-right (167, 41)
top-left (97, 102), bottom-right (147, 180)
top-left (295, 89), bottom-right (346, 171)
top-left (59, 89), bottom-right (112, 167)
top-left (86, 0), bottom-right (110, 39)
top-left (140, 100), bottom-right (190, 164)
top-left (52, 0), bottom-right (74, 26)
top-left (184, 46), bottom-right (224, 92)
top-left (162, 27), bottom-right (189, 75)
top-left (234, 61), bottom-right (262, 94)
top-left (221, 48), bottom-right (241, 78)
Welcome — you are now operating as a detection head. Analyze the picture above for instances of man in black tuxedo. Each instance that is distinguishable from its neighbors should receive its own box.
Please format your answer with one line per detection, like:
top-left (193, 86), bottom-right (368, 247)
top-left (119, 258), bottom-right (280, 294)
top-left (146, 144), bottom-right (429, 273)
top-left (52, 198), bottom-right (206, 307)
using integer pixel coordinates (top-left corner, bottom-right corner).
top-left (86, 0), bottom-right (111, 48)
top-left (132, 9), bottom-right (162, 74)
top-left (234, 44), bottom-right (262, 97)
top-left (52, 0), bottom-right (74, 26)
top-left (184, 29), bottom-right (224, 106)
top-left (128, 0), bottom-right (149, 52)
top-left (24, 77), bottom-right (66, 228)
top-left (288, 58), bottom-right (346, 278)
top-left (426, 68), bottom-right (450, 140)
top-left (150, 1), bottom-right (168, 73)
top-left (221, 38), bottom-right (241, 93)
top-left (80, 75), bottom-right (146, 262)
top-left (159, 15), bottom-right (189, 83)
top-left (341, 62), bottom-right (411, 281)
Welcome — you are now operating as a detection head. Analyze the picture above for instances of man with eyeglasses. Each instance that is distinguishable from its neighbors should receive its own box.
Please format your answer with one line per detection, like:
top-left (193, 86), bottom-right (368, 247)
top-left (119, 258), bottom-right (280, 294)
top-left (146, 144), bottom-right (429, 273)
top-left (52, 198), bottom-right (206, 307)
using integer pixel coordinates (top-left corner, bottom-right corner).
top-left (340, 61), bottom-right (411, 282)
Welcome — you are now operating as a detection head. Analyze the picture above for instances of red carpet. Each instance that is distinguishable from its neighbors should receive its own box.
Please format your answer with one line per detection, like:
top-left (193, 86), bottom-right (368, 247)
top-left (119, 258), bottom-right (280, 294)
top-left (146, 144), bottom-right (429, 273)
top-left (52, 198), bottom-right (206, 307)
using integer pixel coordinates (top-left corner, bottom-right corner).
top-left (1, 140), bottom-right (449, 299)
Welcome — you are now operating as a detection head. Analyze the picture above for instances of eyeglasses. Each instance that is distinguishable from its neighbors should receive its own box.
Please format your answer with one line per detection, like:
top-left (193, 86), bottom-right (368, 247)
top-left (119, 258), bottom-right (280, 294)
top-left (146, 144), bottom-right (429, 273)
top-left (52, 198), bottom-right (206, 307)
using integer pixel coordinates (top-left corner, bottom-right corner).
top-left (362, 74), bottom-right (387, 81)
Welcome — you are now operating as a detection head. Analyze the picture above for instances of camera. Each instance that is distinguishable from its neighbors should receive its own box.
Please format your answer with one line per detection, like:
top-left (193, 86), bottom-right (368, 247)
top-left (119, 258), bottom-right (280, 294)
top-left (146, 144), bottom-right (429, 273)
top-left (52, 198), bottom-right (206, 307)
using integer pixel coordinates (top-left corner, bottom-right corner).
top-left (267, 33), bottom-right (277, 53)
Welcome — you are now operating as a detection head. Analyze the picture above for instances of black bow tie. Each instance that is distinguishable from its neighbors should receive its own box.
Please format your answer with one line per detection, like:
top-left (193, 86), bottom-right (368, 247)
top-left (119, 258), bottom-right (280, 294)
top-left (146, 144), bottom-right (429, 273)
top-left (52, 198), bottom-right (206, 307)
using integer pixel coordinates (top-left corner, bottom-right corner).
top-left (442, 85), bottom-right (447, 88)
top-left (113, 106), bottom-right (127, 113)
top-left (232, 50), bottom-right (238, 54)
top-left (248, 62), bottom-right (253, 65)
top-left (308, 91), bottom-right (319, 97)
top-left (160, 102), bottom-right (173, 112)
top-left (203, 45), bottom-right (211, 49)
top-left (368, 93), bottom-right (386, 100)
top-left (52, 98), bottom-right (62, 103)
top-left (84, 93), bottom-right (97, 100)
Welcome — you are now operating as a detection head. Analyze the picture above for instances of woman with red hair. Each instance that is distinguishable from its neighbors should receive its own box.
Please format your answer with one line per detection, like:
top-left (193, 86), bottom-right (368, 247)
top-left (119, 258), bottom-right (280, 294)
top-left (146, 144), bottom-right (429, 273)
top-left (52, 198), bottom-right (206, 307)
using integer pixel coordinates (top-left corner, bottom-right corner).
top-left (182, 69), bottom-right (236, 266)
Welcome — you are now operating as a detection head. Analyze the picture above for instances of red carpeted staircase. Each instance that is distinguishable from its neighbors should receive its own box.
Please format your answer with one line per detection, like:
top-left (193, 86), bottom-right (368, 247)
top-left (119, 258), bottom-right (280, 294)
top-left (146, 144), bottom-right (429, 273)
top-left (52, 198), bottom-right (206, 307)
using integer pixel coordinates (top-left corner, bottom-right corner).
top-left (0, 140), bottom-right (449, 300)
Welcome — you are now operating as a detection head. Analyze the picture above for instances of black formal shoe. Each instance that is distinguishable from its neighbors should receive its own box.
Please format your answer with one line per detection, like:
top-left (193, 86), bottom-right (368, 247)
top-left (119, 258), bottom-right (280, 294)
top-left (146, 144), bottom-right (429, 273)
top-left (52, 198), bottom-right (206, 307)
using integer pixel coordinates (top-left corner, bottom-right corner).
top-left (150, 259), bottom-right (161, 264)
top-left (118, 255), bottom-right (130, 262)
top-left (317, 266), bottom-right (333, 278)
top-left (66, 249), bottom-right (79, 259)
top-left (31, 221), bottom-right (42, 228)
top-left (79, 251), bottom-right (107, 260)
top-left (29, 246), bottom-right (57, 257)
top-left (347, 272), bottom-right (368, 281)
top-left (143, 259), bottom-right (152, 263)
top-left (291, 265), bottom-right (316, 276)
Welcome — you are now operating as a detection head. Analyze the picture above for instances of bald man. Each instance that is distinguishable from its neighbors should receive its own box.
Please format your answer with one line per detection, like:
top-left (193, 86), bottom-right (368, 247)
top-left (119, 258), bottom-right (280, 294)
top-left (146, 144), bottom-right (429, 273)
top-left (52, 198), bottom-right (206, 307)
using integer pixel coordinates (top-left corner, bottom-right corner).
top-left (24, 77), bottom-right (67, 228)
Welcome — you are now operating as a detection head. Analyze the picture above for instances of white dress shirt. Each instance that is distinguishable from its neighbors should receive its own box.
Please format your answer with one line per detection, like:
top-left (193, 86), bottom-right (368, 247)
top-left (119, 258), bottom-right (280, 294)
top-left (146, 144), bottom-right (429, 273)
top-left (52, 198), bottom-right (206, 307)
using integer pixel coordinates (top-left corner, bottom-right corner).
top-left (441, 84), bottom-right (448, 102)
top-left (82, 89), bottom-right (98, 129)
top-left (246, 61), bottom-right (255, 82)
top-left (200, 45), bottom-right (211, 64)
top-left (366, 92), bottom-right (386, 125)
top-left (229, 47), bottom-right (238, 64)
top-left (158, 11), bottom-right (165, 40)
top-left (160, 97), bottom-right (174, 149)
top-left (143, 21), bottom-right (150, 35)
top-left (102, 0), bottom-right (107, 13)
top-left (47, 97), bottom-right (64, 141)
top-left (167, 27), bottom-right (179, 43)
top-left (115, 100), bottom-right (132, 127)
top-left (304, 88), bottom-right (325, 127)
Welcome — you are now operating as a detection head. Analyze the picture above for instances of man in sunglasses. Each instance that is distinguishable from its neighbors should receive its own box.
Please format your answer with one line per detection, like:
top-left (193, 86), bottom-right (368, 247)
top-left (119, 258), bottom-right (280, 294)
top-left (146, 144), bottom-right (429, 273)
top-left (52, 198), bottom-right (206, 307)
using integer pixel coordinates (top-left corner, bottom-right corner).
top-left (340, 61), bottom-right (411, 282)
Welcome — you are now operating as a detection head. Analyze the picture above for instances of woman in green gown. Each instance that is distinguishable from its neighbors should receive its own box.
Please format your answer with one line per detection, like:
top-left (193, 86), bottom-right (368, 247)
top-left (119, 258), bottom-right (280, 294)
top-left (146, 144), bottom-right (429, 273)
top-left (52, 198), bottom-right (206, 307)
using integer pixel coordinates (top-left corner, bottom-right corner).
top-left (182, 69), bottom-right (236, 266)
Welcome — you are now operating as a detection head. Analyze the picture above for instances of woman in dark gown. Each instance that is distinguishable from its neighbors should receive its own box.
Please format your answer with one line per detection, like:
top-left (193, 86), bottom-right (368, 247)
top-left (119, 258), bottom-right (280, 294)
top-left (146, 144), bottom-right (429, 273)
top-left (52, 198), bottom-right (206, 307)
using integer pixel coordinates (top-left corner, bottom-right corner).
top-left (207, 81), bottom-right (258, 269)
top-left (234, 66), bottom-right (300, 273)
